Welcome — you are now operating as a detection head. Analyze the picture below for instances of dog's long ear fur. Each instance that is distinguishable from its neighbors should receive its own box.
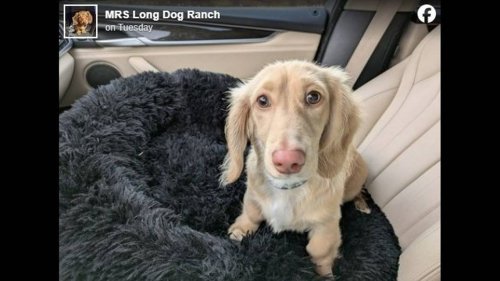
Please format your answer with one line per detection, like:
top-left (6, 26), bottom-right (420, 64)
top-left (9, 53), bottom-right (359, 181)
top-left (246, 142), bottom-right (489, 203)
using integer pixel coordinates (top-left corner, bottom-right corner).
top-left (219, 84), bottom-right (251, 186)
top-left (318, 67), bottom-right (361, 178)
top-left (86, 11), bottom-right (93, 24)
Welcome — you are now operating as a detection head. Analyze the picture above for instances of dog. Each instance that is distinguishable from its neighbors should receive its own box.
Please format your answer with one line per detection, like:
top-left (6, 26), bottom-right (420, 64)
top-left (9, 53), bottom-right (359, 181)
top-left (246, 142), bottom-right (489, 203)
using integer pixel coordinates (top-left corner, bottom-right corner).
top-left (72, 11), bottom-right (93, 35)
top-left (220, 60), bottom-right (369, 277)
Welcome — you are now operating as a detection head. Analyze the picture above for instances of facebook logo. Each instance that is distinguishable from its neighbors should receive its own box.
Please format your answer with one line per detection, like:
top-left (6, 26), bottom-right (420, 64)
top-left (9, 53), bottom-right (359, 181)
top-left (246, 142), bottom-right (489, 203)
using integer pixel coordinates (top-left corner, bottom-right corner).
top-left (417, 4), bottom-right (437, 24)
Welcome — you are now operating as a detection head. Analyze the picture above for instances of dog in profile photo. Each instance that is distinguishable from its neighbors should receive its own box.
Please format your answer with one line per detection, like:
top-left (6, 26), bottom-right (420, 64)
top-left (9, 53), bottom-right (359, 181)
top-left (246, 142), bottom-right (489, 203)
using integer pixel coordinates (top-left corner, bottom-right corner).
top-left (72, 11), bottom-right (93, 35)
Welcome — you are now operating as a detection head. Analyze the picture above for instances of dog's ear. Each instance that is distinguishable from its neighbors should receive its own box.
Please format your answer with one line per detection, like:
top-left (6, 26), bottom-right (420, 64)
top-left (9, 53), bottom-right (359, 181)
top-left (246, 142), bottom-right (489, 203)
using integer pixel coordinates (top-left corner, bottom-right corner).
top-left (72, 13), bottom-right (78, 25)
top-left (86, 11), bottom-right (93, 24)
top-left (219, 83), bottom-right (251, 186)
top-left (318, 67), bottom-right (361, 178)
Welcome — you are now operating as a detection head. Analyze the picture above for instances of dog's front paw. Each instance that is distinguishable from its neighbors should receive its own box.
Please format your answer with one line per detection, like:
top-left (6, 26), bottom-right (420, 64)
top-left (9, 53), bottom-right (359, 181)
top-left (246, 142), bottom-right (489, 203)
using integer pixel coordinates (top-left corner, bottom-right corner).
top-left (228, 220), bottom-right (259, 241)
top-left (228, 228), bottom-right (246, 242)
top-left (315, 264), bottom-right (334, 279)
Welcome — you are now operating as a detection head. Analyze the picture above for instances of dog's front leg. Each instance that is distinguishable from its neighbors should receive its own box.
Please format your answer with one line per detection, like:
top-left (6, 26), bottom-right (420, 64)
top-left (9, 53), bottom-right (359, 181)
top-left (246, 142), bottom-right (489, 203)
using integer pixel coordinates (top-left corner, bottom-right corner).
top-left (306, 220), bottom-right (341, 277)
top-left (228, 193), bottom-right (264, 241)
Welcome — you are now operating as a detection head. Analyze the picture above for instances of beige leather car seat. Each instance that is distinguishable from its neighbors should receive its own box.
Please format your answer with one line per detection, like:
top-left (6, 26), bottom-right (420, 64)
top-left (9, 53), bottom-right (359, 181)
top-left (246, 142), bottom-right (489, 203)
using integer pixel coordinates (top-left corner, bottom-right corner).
top-left (353, 25), bottom-right (440, 281)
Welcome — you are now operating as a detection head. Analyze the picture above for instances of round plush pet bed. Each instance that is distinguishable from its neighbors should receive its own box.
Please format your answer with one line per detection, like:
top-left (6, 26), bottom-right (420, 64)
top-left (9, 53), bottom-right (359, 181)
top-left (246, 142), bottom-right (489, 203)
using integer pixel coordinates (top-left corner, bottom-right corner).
top-left (59, 70), bottom-right (401, 281)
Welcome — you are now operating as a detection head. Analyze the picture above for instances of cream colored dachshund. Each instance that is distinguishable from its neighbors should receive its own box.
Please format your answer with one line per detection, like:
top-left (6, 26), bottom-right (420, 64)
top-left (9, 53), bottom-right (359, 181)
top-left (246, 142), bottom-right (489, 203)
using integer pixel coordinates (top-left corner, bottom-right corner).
top-left (220, 60), bottom-right (369, 277)
top-left (72, 10), bottom-right (93, 35)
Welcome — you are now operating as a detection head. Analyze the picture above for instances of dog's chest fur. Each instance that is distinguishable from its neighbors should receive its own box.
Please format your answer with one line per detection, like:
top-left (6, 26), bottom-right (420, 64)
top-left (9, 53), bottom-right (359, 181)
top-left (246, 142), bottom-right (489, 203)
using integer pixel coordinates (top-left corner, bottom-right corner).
top-left (259, 186), bottom-right (316, 233)
top-left (262, 190), bottom-right (299, 232)
top-left (251, 176), bottom-right (344, 234)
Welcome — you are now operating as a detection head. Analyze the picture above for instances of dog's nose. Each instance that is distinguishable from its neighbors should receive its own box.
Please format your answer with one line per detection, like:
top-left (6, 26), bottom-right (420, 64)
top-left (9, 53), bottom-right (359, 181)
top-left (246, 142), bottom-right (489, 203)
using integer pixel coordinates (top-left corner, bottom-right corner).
top-left (272, 150), bottom-right (305, 174)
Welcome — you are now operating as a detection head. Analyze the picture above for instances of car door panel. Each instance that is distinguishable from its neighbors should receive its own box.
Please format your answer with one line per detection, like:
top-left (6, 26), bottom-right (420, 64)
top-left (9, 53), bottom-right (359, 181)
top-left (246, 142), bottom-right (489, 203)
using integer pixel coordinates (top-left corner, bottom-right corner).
top-left (59, 53), bottom-right (75, 101)
top-left (61, 30), bottom-right (320, 107)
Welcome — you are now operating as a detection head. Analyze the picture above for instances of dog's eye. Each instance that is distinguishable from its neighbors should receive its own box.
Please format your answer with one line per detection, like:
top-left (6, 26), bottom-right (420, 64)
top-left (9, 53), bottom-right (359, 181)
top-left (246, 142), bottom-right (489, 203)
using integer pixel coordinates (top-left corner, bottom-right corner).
top-left (305, 91), bottom-right (321, 105)
top-left (257, 95), bottom-right (271, 108)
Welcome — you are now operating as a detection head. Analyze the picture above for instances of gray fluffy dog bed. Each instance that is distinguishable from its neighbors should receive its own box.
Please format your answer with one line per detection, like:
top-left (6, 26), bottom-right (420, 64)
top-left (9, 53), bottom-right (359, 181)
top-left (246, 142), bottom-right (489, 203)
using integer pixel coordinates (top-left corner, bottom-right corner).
top-left (59, 70), bottom-right (401, 280)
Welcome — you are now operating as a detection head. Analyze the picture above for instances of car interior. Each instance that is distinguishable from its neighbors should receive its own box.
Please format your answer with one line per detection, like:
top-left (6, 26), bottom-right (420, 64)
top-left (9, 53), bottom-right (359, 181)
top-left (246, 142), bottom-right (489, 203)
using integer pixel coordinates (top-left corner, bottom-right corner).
top-left (59, 0), bottom-right (440, 280)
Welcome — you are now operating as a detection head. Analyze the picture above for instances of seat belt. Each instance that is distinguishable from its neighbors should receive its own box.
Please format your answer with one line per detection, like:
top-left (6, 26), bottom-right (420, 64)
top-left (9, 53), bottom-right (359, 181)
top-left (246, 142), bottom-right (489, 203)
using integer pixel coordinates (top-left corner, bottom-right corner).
top-left (344, 0), bottom-right (403, 87)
